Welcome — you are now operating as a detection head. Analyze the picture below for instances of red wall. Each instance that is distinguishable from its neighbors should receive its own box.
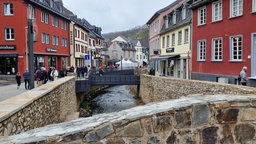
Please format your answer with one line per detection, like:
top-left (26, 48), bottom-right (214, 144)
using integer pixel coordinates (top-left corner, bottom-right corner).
top-left (0, 1), bottom-right (70, 74)
top-left (0, 1), bottom-right (28, 73)
top-left (192, 1), bottom-right (256, 76)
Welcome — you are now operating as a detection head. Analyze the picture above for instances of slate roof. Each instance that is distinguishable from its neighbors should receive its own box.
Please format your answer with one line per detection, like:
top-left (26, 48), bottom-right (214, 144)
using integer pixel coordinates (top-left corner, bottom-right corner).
top-left (160, 1), bottom-right (193, 34)
top-left (146, 0), bottom-right (181, 25)
top-left (25, 0), bottom-right (70, 21)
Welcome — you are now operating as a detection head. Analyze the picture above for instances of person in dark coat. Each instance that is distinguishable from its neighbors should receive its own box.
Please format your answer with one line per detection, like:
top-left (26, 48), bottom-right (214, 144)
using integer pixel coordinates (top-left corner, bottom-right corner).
top-left (76, 66), bottom-right (81, 79)
top-left (23, 68), bottom-right (30, 90)
top-left (15, 72), bottom-right (21, 89)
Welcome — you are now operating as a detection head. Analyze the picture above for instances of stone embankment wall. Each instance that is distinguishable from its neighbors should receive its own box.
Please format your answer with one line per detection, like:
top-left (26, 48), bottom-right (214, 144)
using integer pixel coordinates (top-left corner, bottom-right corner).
top-left (0, 76), bottom-right (77, 137)
top-left (1, 95), bottom-right (256, 143)
top-left (140, 74), bottom-right (256, 103)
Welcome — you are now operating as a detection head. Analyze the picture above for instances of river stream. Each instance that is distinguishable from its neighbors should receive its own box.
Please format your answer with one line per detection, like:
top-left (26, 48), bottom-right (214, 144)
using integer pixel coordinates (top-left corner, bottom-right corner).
top-left (91, 85), bottom-right (139, 115)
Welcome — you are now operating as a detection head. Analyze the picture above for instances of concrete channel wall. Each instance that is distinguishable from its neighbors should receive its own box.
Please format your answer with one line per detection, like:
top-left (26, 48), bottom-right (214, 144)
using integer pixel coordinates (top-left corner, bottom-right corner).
top-left (1, 95), bottom-right (256, 143)
top-left (0, 76), bottom-right (77, 137)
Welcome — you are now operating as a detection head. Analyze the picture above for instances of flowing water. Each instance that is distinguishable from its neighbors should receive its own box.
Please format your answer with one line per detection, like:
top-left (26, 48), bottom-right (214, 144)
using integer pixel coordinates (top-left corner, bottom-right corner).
top-left (91, 85), bottom-right (139, 115)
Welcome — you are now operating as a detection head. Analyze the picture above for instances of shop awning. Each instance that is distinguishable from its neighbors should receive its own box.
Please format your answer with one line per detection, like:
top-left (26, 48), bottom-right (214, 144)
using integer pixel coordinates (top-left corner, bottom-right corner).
top-left (150, 55), bottom-right (180, 61)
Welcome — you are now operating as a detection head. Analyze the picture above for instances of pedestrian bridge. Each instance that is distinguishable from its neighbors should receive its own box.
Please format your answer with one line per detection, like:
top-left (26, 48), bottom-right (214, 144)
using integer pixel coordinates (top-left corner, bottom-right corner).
top-left (75, 69), bottom-right (140, 93)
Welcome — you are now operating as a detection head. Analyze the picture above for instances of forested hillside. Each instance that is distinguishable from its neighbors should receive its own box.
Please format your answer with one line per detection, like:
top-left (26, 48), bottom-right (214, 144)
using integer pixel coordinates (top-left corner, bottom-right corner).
top-left (102, 25), bottom-right (149, 42)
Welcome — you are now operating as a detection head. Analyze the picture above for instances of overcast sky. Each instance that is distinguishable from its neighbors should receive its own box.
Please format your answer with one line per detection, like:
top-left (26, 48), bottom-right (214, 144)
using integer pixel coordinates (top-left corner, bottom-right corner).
top-left (62, 0), bottom-right (175, 34)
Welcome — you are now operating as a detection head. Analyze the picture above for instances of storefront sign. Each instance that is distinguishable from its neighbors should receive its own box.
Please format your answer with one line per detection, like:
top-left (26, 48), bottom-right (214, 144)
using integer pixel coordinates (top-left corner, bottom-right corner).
top-left (46, 48), bottom-right (57, 53)
top-left (166, 48), bottom-right (174, 53)
top-left (0, 45), bottom-right (16, 50)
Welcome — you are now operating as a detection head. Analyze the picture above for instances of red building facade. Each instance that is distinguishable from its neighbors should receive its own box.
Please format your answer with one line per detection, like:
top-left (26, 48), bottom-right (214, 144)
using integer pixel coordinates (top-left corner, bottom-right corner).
top-left (0, 0), bottom-right (70, 75)
top-left (190, 0), bottom-right (256, 85)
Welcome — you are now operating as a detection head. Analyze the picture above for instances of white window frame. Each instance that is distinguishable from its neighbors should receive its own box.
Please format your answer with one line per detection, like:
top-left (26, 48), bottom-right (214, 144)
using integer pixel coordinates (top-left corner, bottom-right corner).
top-left (182, 6), bottom-right (186, 20)
top-left (173, 11), bottom-right (176, 24)
top-left (42, 33), bottom-right (49, 44)
top-left (3, 3), bottom-right (14, 16)
top-left (162, 36), bottom-right (165, 48)
top-left (52, 16), bottom-right (58, 27)
top-left (197, 40), bottom-right (206, 61)
top-left (253, 0), bottom-right (256, 12)
top-left (184, 29), bottom-right (189, 44)
top-left (62, 38), bottom-right (67, 47)
top-left (62, 20), bottom-right (67, 30)
top-left (52, 35), bottom-right (59, 46)
top-left (198, 6), bottom-right (206, 25)
top-left (230, 35), bottom-right (242, 61)
top-left (167, 35), bottom-right (170, 47)
top-left (41, 11), bottom-right (49, 24)
top-left (230, 0), bottom-right (243, 18)
top-left (4, 28), bottom-right (14, 40)
top-left (212, 38), bottom-right (223, 61)
top-left (212, 0), bottom-right (222, 22)
top-left (178, 31), bottom-right (182, 45)
top-left (172, 33), bottom-right (175, 46)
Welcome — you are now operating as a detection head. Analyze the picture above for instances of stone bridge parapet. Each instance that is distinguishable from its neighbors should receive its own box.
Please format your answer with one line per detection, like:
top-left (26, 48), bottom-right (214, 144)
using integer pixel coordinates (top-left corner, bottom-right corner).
top-left (0, 76), bottom-right (77, 137)
top-left (1, 95), bottom-right (256, 143)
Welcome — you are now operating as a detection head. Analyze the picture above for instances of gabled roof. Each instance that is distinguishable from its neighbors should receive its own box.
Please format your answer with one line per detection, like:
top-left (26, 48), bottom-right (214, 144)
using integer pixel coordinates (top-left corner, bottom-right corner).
top-left (146, 0), bottom-right (181, 25)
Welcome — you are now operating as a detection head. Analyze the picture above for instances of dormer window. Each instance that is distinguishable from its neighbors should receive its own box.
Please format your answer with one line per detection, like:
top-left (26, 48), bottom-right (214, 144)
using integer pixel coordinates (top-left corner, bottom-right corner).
top-left (182, 6), bottom-right (186, 20)
top-left (173, 11), bottom-right (176, 24)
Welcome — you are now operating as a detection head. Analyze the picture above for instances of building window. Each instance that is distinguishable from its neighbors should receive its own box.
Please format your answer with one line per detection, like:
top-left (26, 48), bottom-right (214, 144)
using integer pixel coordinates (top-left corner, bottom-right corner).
top-left (182, 6), bottom-right (186, 20)
top-left (212, 38), bottom-right (223, 61)
top-left (167, 35), bottom-right (170, 47)
top-left (212, 1), bottom-right (222, 22)
top-left (173, 11), bottom-right (176, 24)
top-left (3, 3), bottom-right (13, 16)
top-left (41, 11), bottom-right (49, 24)
top-left (230, 0), bottom-right (243, 17)
top-left (184, 29), bottom-right (189, 44)
top-left (52, 16), bottom-right (58, 27)
top-left (62, 38), bottom-right (67, 47)
top-left (5, 28), bottom-right (14, 40)
top-left (178, 31), bottom-right (182, 45)
top-left (198, 6), bottom-right (206, 25)
top-left (197, 40), bottom-right (206, 61)
top-left (162, 36), bottom-right (165, 48)
top-left (172, 33), bottom-right (175, 46)
top-left (52, 35), bottom-right (59, 46)
top-left (42, 33), bottom-right (49, 44)
top-left (62, 20), bottom-right (67, 30)
top-left (253, 0), bottom-right (256, 12)
top-left (230, 35), bottom-right (242, 61)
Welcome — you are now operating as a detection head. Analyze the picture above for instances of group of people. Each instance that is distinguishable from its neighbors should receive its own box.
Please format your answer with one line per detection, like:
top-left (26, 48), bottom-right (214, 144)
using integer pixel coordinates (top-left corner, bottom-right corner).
top-left (15, 66), bottom-right (67, 89)
top-left (15, 68), bottom-right (30, 90)
top-left (76, 65), bottom-right (91, 79)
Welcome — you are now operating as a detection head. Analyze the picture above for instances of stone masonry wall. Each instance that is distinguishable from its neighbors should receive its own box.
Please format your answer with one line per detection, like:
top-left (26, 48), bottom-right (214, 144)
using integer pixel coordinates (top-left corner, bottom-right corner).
top-left (1, 95), bottom-right (256, 144)
top-left (140, 74), bottom-right (256, 103)
top-left (0, 76), bottom-right (77, 137)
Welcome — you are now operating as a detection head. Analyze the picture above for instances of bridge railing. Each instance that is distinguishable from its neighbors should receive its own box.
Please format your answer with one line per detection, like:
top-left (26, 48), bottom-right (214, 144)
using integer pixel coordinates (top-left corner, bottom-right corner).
top-left (89, 75), bottom-right (140, 85)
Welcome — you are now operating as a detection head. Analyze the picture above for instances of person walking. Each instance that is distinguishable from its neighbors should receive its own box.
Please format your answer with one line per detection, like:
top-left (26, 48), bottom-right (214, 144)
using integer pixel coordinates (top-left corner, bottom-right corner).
top-left (240, 66), bottom-right (248, 86)
top-left (23, 68), bottom-right (30, 90)
top-left (15, 72), bottom-right (21, 89)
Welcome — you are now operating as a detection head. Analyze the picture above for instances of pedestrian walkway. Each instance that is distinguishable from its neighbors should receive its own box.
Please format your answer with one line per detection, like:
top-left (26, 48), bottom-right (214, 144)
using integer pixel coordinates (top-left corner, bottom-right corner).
top-left (0, 78), bottom-right (68, 102)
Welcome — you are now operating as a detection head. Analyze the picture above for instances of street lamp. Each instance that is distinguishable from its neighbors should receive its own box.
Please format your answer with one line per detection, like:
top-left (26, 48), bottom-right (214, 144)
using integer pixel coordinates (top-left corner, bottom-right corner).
top-left (27, 4), bottom-right (35, 89)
